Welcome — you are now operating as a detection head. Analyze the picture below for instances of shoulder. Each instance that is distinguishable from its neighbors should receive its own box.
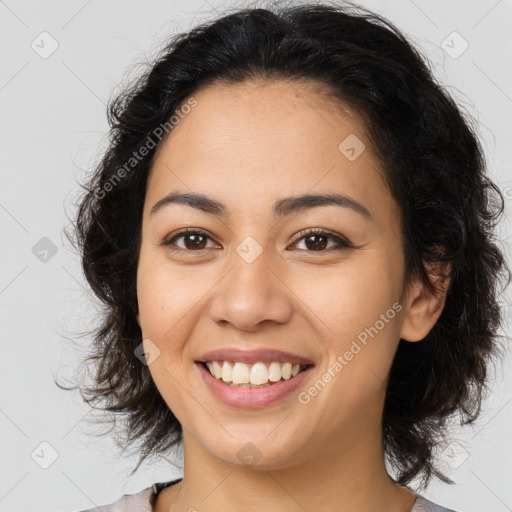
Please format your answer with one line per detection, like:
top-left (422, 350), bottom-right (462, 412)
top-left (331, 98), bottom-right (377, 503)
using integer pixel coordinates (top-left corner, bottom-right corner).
top-left (412, 494), bottom-right (460, 512)
top-left (73, 486), bottom-right (153, 512)
top-left (73, 480), bottom-right (180, 512)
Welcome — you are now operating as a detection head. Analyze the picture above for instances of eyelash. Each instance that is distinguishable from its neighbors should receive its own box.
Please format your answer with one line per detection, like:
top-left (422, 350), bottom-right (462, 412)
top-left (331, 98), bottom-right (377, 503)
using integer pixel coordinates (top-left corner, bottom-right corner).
top-left (160, 227), bottom-right (354, 253)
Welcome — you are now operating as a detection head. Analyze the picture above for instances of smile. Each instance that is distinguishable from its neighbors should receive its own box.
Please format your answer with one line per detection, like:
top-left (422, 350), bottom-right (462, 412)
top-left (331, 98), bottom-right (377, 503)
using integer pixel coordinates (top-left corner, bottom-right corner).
top-left (196, 361), bottom-right (315, 408)
top-left (202, 360), bottom-right (311, 387)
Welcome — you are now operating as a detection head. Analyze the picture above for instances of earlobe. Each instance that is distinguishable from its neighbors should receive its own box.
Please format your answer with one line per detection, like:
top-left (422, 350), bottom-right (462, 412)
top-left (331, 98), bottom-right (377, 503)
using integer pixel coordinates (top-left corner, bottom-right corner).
top-left (399, 263), bottom-right (451, 342)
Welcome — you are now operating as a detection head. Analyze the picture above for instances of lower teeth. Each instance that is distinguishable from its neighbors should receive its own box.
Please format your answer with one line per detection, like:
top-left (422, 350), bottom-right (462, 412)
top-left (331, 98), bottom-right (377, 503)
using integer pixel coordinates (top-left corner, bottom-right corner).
top-left (226, 382), bottom-right (274, 388)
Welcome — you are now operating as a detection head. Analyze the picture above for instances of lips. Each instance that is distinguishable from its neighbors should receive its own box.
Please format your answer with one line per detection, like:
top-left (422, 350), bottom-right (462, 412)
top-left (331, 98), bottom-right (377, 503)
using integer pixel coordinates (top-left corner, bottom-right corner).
top-left (197, 360), bottom-right (315, 408)
top-left (195, 347), bottom-right (316, 408)
top-left (197, 348), bottom-right (315, 366)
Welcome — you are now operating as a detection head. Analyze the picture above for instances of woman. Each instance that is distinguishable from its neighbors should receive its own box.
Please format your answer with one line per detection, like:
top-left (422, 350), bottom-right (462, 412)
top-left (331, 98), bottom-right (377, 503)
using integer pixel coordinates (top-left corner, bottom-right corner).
top-left (64, 1), bottom-right (509, 511)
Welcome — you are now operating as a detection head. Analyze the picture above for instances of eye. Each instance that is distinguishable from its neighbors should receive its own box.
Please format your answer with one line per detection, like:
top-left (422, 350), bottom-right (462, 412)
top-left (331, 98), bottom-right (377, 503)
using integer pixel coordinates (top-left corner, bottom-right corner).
top-left (289, 228), bottom-right (353, 252)
top-left (160, 228), bottom-right (219, 252)
top-left (160, 227), bottom-right (353, 253)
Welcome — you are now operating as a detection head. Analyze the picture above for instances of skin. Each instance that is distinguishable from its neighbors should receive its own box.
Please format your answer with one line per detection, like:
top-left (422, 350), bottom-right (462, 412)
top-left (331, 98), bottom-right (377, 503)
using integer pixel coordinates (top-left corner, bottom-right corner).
top-left (135, 79), bottom-right (450, 512)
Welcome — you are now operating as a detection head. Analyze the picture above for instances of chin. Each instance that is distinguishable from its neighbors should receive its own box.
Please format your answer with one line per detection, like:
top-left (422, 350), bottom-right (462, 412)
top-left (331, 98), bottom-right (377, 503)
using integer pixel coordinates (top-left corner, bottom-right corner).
top-left (199, 429), bottom-right (310, 470)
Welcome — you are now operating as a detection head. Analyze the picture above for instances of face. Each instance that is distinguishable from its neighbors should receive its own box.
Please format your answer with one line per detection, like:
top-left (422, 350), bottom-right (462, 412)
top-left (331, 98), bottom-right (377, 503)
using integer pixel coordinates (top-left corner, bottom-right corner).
top-left (136, 79), bottom-right (438, 470)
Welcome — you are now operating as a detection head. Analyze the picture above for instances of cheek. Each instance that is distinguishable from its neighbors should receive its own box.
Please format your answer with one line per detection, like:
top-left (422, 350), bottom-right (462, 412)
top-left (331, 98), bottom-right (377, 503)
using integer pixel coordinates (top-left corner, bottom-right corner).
top-left (292, 255), bottom-right (402, 400)
top-left (329, 263), bottom-right (402, 374)
top-left (138, 287), bottom-right (195, 349)
top-left (290, 254), bottom-right (400, 339)
top-left (136, 266), bottom-right (199, 414)
top-left (305, 316), bottom-right (401, 436)
top-left (136, 256), bottom-right (214, 377)
top-left (136, 249), bottom-right (198, 336)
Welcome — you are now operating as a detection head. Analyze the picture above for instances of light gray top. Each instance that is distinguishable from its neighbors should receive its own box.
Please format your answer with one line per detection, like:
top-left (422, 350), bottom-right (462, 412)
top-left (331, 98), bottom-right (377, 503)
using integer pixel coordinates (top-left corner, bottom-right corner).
top-left (75, 479), bottom-right (459, 512)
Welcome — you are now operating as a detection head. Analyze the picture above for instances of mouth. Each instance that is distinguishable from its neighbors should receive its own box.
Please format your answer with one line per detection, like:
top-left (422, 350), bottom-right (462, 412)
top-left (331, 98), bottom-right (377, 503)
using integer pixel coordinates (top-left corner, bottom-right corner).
top-left (198, 360), bottom-right (314, 388)
top-left (195, 348), bottom-right (316, 407)
top-left (196, 358), bottom-right (315, 408)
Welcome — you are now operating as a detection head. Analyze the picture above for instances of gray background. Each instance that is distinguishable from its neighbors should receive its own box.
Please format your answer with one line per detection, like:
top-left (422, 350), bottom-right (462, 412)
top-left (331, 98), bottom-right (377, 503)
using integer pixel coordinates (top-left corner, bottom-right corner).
top-left (1, 0), bottom-right (511, 511)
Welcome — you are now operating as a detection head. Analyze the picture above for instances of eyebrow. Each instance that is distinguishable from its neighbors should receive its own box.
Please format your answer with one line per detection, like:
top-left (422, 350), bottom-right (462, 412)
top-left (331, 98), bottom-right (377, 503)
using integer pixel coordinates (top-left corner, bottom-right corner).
top-left (150, 191), bottom-right (373, 221)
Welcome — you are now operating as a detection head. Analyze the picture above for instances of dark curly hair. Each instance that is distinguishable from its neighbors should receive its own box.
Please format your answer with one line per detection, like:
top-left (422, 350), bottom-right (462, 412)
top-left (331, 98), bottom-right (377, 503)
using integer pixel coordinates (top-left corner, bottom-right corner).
top-left (58, 0), bottom-right (510, 490)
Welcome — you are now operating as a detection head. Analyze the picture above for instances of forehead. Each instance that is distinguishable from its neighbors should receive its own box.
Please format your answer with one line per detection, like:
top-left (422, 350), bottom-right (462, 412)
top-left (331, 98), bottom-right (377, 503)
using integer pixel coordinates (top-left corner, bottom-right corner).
top-left (145, 79), bottom-right (396, 223)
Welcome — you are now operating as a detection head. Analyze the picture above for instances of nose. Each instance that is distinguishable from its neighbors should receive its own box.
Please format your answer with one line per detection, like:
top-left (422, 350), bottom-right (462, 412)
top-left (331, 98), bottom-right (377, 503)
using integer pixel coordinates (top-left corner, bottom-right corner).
top-left (207, 245), bottom-right (294, 332)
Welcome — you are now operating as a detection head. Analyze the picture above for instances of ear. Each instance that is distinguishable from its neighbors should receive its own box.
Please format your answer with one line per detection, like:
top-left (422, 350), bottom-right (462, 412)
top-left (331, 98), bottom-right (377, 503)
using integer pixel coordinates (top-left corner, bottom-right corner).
top-left (136, 312), bottom-right (141, 327)
top-left (399, 261), bottom-right (451, 342)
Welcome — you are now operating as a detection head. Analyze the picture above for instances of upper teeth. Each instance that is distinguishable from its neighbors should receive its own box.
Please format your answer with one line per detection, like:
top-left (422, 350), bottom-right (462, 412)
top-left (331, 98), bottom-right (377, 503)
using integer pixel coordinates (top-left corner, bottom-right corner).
top-left (205, 361), bottom-right (303, 385)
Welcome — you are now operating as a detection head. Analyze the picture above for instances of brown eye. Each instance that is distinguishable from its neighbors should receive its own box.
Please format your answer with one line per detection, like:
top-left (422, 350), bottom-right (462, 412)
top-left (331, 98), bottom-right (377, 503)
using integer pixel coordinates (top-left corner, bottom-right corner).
top-left (178, 233), bottom-right (208, 250)
top-left (161, 229), bottom-right (217, 252)
top-left (290, 228), bottom-right (353, 252)
top-left (302, 233), bottom-right (329, 251)
top-left (160, 227), bottom-right (353, 254)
